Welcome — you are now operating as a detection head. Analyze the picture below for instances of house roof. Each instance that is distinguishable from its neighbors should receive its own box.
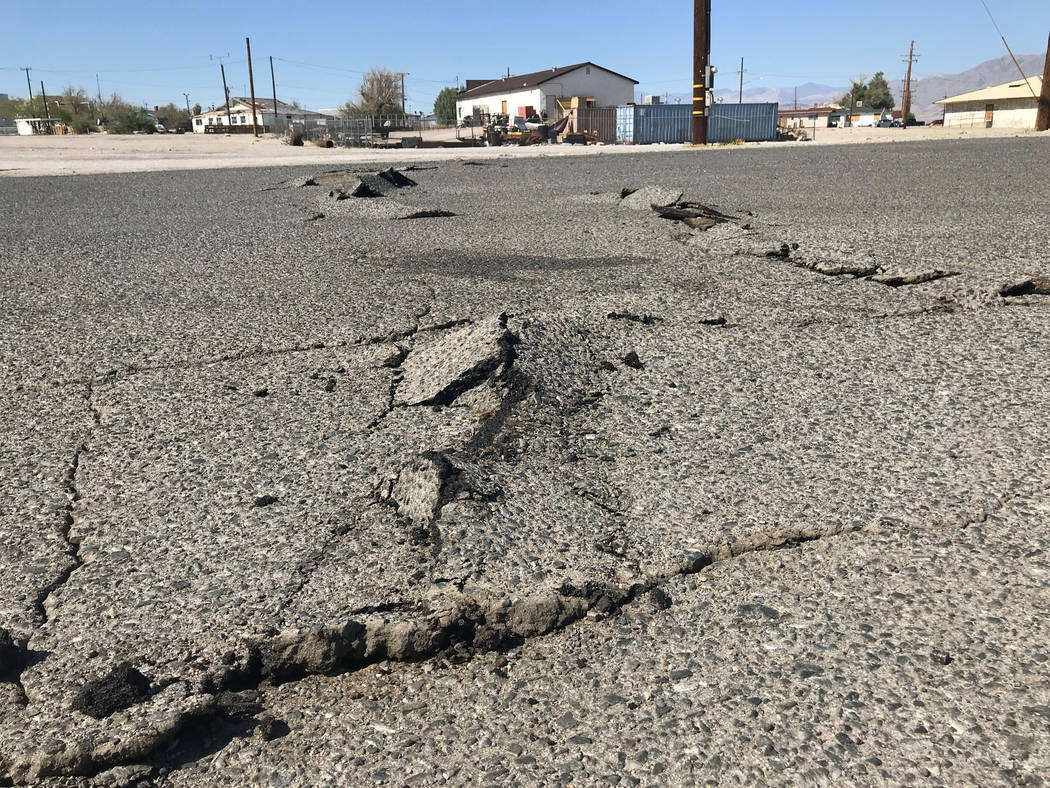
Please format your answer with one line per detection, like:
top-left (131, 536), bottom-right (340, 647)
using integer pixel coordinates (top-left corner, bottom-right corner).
top-left (935, 76), bottom-right (1042, 105)
top-left (778, 107), bottom-right (835, 117)
top-left (195, 97), bottom-right (321, 118)
top-left (457, 62), bottom-right (638, 100)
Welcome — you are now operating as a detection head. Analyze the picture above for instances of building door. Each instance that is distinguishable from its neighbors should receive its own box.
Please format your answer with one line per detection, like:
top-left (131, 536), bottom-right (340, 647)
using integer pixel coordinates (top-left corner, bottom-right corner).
top-left (985, 104), bottom-right (994, 127)
top-left (501, 100), bottom-right (507, 116)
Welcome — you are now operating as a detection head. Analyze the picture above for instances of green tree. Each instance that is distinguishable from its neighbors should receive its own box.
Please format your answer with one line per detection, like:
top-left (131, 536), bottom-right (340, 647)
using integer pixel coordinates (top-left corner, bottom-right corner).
top-left (865, 72), bottom-right (895, 110)
top-left (433, 87), bottom-right (457, 124)
top-left (841, 73), bottom-right (895, 110)
top-left (52, 86), bottom-right (96, 133)
top-left (155, 102), bottom-right (191, 132)
top-left (841, 75), bottom-right (868, 108)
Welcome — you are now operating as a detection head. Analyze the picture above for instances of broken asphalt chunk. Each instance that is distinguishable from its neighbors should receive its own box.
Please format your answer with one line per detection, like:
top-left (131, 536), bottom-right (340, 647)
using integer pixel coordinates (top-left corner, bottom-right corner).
top-left (396, 314), bottom-right (515, 407)
top-left (870, 270), bottom-right (960, 287)
top-left (797, 259), bottom-right (880, 278)
top-left (0, 628), bottom-right (27, 679)
top-left (398, 210), bottom-right (457, 220)
top-left (619, 186), bottom-right (682, 211)
top-left (622, 351), bottom-right (644, 370)
top-left (999, 276), bottom-right (1050, 297)
top-left (72, 663), bottom-right (152, 719)
top-left (254, 494), bottom-right (279, 507)
top-left (607, 311), bottom-right (663, 325)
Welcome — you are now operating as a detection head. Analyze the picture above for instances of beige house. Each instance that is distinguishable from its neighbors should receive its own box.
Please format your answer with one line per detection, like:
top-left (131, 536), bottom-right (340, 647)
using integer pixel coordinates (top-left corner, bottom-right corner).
top-left (935, 76), bottom-right (1043, 129)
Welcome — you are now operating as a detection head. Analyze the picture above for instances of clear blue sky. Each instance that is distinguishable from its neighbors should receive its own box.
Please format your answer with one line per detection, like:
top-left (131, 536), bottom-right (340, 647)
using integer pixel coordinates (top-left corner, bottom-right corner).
top-left (2, 0), bottom-right (1047, 112)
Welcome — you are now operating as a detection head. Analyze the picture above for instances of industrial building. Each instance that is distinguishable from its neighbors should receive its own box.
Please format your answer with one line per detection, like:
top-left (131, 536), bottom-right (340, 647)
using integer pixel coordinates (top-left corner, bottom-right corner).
top-left (935, 76), bottom-right (1043, 129)
top-left (455, 63), bottom-right (637, 123)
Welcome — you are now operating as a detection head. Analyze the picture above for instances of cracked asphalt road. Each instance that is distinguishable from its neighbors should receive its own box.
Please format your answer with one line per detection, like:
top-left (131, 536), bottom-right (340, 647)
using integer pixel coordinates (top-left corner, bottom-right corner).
top-left (1, 138), bottom-right (1049, 785)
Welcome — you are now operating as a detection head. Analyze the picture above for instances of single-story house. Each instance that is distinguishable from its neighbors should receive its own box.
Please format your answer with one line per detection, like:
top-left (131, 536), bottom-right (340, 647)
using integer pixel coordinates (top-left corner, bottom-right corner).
top-left (778, 106), bottom-right (835, 129)
top-left (455, 62), bottom-right (637, 122)
top-left (934, 76), bottom-right (1043, 129)
top-left (828, 106), bottom-right (879, 127)
top-left (192, 97), bottom-right (326, 133)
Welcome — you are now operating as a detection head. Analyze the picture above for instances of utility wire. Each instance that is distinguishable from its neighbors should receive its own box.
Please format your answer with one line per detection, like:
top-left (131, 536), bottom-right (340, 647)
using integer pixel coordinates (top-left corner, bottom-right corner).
top-left (978, 0), bottom-right (1039, 98)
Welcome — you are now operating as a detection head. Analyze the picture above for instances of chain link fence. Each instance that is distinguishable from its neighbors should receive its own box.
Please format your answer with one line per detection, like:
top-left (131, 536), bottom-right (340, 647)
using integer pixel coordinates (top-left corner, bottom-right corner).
top-left (271, 114), bottom-right (437, 148)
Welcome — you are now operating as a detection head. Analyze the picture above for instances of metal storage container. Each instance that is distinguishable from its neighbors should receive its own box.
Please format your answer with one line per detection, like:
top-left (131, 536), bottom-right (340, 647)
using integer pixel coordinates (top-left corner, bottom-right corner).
top-left (709, 102), bottom-right (778, 142)
top-left (615, 102), bottom-right (778, 144)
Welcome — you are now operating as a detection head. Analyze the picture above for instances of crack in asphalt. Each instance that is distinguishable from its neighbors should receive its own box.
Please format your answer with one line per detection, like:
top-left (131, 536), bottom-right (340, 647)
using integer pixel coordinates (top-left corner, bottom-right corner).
top-left (32, 384), bottom-right (101, 628)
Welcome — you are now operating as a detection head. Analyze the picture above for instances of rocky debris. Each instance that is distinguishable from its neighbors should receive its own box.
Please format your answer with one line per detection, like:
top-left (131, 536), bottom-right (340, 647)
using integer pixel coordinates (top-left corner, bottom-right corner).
top-left (622, 351), bottom-right (644, 370)
top-left (396, 314), bottom-right (516, 407)
top-left (765, 243), bottom-right (798, 259)
top-left (322, 168), bottom-right (418, 200)
top-left (398, 210), bottom-right (457, 220)
top-left (72, 663), bottom-right (152, 719)
top-left (778, 126), bottom-right (809, 141)
top-left (651, 202), bottom-right (735, 231)
top-left (607, 311), bottom-right (663, 325)
top-left (619, 186), bottom-right (683, 211)
top-left (796, 258), bottom-right (880, 278)
top-left (1000, 276), bottom-right (1050, 297)
top-left (0, 628), bottom-right (26, 678)
top-left (699, 315), bottom-right (728, 326)
top-left (870, 269), bottom-right (960, 287)
top-left (388, 452), bottom-right (457, 526)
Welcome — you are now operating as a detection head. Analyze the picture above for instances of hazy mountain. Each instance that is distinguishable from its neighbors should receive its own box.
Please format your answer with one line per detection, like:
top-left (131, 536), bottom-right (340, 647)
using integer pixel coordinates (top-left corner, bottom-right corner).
top-left (659, 53), bottom-right (1044, 122)
top-left (893, 53), bottom-right (1044, 121)
top-left (710, 82), bottom-right (845, 108)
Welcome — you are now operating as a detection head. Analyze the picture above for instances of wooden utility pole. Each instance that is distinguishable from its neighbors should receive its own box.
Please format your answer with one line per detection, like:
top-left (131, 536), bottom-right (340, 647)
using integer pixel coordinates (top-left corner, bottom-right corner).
top-left (219, 64), bottom-right (233, 127)
top-left (692, 0), bottom-right (710, 144)
top-left (1036, 30), bottom-right (1050, 132)
top-left (39, 82), bottom-right (51, 124)
top-left (901, 41), bottom-right (917, 125)
top-left (22, 68), bottom-right (34, 113)
top-left (246, 37), bottom-right (259, 136)
top-left (400, 72), bottom-right (407, 115)
top-left (269, 56), bottom-right (279, 132)
top-left (738, 57), bottom-right (744, 103)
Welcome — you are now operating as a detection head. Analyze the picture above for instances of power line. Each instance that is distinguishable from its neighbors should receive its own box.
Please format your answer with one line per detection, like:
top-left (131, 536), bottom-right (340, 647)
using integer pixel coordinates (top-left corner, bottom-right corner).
top-left (977, 0), bottom-right (1039, 98)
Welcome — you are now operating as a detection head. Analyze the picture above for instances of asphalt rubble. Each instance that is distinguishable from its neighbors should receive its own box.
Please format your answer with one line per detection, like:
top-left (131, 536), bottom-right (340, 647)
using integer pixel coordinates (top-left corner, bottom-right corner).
top-left (1, 140), bottom-right (1049, 785)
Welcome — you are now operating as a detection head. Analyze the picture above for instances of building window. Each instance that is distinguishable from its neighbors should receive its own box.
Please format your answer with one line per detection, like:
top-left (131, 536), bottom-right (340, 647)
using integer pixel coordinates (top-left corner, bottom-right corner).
top-left (195, 118), bottom-right (202, 126)
top-left (586, 67), bottom-right (591, 74)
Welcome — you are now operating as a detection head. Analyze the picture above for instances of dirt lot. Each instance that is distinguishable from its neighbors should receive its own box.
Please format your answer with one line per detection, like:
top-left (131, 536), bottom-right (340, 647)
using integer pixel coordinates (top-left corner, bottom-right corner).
top-left (0, 124), bottom-right (1045, 177)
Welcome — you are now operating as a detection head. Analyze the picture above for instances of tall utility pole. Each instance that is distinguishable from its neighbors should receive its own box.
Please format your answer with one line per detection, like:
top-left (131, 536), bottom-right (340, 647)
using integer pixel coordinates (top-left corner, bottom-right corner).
top-left (246, 37), bottom-right (259, 136)
top-left (96, 74), bottom-right (103, 107)
top-left (183, 92), bottom-right (191, 116)
top-left (219, 65), bottom-right (233, 126)
top-left (39, 82), bottom-right (51, 124)
top-left (738, 57), bottom-right (744, 103)
top-left (22, 68), bottom-right (34, 114)
top-left (901, 41), bottom-right (918, 125)
top-left (269, 56), bottom-right (279, 132)
top-left (399, 72), bottom-right (408, 115)
top-left (1037, 30), bottom-right (1050, 132)
top-left (692, 0), bottom-right (711, 144)
top-left (794, 86), bottom-right (798, 110)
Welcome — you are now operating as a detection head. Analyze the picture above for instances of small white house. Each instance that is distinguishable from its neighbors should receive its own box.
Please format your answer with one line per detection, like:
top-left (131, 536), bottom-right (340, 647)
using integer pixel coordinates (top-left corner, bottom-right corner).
top-left (935, 76), bottom-right (1043, 129)
top-left (192, 97), bottom-right (325, 132)
top-left (455, 62), bottom-right (638, 122)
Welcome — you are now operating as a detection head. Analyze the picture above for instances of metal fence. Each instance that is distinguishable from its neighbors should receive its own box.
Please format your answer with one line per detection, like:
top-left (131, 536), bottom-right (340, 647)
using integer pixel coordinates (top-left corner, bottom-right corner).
top-left (270, 114), bottom-right (437, 147)
top-left (573, 107), bottom-right (617, 143)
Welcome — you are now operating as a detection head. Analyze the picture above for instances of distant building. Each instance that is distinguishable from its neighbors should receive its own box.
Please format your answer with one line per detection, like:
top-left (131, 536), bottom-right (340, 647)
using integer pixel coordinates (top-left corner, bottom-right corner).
top-left (778, 106), bottom-right (835, 129)
top-left (455, 62), bottom-right (637, 122)
top-left (192, 97), bottom-right (326, 133)
top-left (935, 76), bottom-right (1043, 129)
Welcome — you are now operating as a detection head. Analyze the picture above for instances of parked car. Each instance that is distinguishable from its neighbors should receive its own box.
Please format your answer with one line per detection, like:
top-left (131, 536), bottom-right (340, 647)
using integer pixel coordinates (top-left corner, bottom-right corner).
top-left (905, 118), bottom-right (924, 127)
top-left (927, 119), bottom-right (943, 126)
top-left (876, 118), bottom-right (895, 127)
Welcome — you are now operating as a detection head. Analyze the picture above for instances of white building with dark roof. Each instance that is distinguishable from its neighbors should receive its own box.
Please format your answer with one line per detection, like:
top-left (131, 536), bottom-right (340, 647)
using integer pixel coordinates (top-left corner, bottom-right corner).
top-left (192, 97), bottom-right (326, 132)
top-left (455, 62), bottom-right (638, 122)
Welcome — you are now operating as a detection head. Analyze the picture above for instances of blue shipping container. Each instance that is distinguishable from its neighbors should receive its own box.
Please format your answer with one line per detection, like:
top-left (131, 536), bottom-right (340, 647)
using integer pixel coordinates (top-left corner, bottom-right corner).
top-left (615, 102), bottom-right (778, 144)
top-left (709, 103), bottom-right (778, 142)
